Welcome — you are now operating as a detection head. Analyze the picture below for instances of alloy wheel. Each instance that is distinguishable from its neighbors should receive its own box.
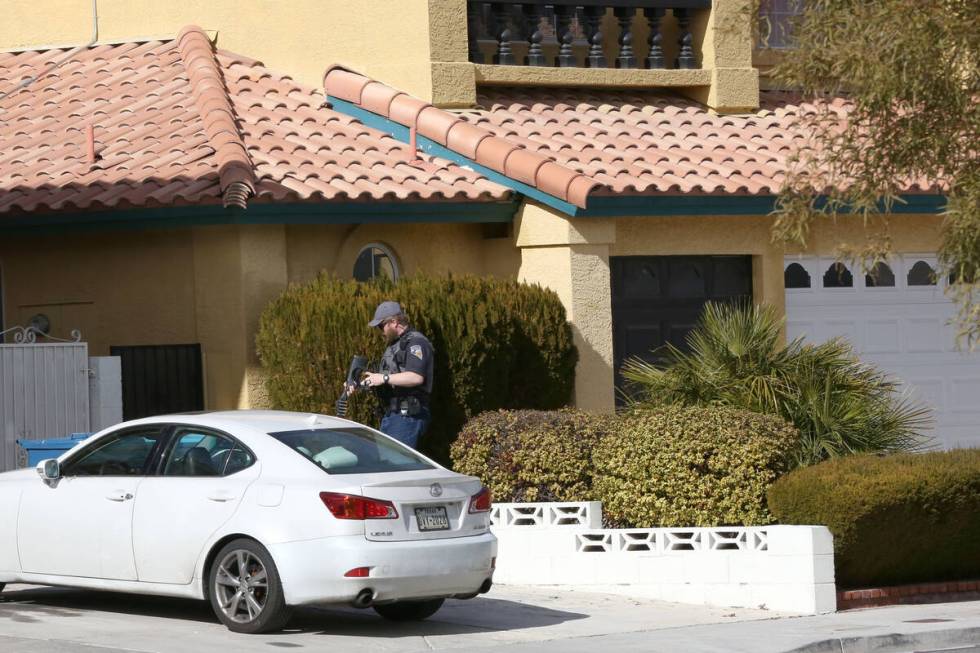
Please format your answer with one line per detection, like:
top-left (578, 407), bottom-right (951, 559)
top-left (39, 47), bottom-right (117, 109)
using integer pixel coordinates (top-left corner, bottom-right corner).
top-left (213, 549), bottom-right (269, 624)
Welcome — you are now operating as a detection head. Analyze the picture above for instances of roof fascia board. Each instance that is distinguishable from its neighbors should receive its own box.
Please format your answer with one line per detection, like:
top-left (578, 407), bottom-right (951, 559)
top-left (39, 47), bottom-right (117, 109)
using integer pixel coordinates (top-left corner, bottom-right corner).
top-left (0, 200), bottom-right (518, 234)
top-left (327, 95), bottom-right (581, 216)
top-left (578, 193), bottom-right (946, 217)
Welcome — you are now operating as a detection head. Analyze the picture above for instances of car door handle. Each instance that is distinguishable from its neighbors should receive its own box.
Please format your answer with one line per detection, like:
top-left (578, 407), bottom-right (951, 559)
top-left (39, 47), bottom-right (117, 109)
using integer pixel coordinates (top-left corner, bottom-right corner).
top-left (106, 492), bottom-right (133, 502)
top-left (207, 491), bottom-right (237, 502)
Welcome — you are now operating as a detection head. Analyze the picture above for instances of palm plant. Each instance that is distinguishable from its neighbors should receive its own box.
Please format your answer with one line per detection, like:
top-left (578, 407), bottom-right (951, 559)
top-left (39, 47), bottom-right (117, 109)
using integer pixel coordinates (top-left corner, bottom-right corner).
top-left (621, 302), bottom-right (932, 467)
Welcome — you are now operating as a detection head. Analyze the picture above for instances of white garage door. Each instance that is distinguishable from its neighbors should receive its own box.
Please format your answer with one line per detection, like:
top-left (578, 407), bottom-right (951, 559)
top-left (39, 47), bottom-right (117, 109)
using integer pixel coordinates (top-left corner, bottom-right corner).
top-left (784, 254), bottom-right (980, 450)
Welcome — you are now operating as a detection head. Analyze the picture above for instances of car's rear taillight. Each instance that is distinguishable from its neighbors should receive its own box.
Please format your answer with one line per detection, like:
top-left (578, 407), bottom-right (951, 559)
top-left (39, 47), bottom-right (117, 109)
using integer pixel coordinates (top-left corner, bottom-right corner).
top-left (468, 486), bottom-right (492, 513)
top-left (320, 492), bottom-right (398, 520)
top-left (344, 566), bottom-right (371, 578)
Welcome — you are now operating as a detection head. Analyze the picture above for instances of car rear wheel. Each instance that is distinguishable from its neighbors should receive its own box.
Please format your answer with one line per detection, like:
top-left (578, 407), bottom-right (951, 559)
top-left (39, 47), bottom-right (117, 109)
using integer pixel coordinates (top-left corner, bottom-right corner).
top-left (373, 598), bottom-right (445, 621)
top-left (208, 539), bottom-right (292, 633)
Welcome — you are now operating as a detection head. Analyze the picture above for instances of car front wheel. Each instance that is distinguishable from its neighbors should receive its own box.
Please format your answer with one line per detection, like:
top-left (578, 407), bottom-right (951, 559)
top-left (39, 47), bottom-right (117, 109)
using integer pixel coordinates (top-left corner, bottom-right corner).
top-left (208, 538), bottom-right (292, 633)
top-left (373, 598), bottom-right (445, 621)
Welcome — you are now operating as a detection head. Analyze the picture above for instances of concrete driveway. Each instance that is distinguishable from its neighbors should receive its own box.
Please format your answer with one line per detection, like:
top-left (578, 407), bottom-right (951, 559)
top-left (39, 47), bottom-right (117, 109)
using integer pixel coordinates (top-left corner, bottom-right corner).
top-left (3, 584), bottom-right (979, 653)
top-left (0, 583), bottom-right (776, 652)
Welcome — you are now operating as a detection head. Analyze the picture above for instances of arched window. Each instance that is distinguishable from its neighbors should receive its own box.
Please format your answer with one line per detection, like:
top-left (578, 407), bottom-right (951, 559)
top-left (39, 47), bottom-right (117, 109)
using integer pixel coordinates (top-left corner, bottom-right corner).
top-left (353, 243), bottom-right (399, 283)
top-left (907, 260), bottom-right (936, 286)
top-left (784, 262), bottom-right (811, 289)
top-left (822, 262), bottom-right (853, 288)
top-left (865, 262), bottom-right (895, 288)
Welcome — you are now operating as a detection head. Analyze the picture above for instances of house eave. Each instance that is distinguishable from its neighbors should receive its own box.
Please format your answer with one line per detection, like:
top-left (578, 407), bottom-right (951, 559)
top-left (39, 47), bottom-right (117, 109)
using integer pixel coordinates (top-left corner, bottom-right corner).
top-left (0, 200), bottom-right (520, 235)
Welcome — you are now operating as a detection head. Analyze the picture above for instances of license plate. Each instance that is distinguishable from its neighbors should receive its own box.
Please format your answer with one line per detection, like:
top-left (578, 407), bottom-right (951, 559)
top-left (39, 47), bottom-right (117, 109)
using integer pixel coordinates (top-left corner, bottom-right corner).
top-left (415, 506), bottom-right (450, 531)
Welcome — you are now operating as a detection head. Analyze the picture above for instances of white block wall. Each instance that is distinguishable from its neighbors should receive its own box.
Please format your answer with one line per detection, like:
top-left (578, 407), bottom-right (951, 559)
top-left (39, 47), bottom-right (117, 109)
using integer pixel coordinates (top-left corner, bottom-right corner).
top-left (490, 502), bottom-right (836, 615)
top-left (88, 356), bottom-right (122, 432)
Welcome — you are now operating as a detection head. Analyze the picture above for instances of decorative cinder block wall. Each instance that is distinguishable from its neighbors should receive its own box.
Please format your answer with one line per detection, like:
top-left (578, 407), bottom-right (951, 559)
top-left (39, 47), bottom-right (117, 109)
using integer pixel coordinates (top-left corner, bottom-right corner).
top-left (491, 502), bottom-right (838, 615)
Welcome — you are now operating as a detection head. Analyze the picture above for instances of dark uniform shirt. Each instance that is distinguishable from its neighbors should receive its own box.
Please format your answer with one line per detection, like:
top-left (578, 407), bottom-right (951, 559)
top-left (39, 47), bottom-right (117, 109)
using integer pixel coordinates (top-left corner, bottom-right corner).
top-left (379, 329), bottom-right (434, 403)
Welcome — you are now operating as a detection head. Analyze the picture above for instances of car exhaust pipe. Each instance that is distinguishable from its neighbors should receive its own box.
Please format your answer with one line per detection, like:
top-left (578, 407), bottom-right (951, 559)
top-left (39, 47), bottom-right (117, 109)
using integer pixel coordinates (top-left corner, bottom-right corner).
top-left (479, 578), bottom-right (493, 594)
top-left (352, 588), bottom-right (375, 609)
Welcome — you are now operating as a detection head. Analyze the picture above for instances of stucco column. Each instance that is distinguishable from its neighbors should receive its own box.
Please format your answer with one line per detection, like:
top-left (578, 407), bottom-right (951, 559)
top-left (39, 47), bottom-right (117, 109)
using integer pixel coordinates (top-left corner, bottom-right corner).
top-left (238, 225), bottom-right (289, 409)
top-left (515, 203), bottom-right (616, 414)
top-left (192, 224), bottom-right (288, 411)
top-left (689, 0), bottom-right (760, 112)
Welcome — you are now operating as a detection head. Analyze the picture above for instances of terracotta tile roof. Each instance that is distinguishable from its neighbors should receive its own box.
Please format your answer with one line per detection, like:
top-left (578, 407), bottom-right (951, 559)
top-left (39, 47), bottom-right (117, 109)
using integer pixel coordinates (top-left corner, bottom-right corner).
top-left (324, 70), bottom-right (938, 208)
top-left (462, 87), bottom-right (819, 196)
top-left (0, 27), bottom-right (508, 215)
top-left (324, 66), bottom-right (601, 209)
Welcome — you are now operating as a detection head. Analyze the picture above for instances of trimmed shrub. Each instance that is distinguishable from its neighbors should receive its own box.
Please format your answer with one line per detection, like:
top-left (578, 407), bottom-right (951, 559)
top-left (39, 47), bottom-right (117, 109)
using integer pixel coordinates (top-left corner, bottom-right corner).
top-left (768, 450), bottom-right (980, 588)
top-left (256, 273), bottom-right (577, 465)
top-left (594, 407), bottom-right (800, 527)
top-left (451, 409), bottom-right (615, 503)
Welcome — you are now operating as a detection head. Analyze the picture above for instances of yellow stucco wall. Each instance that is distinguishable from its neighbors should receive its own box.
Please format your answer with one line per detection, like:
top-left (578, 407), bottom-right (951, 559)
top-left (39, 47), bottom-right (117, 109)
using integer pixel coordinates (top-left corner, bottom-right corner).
top-left (0, 211), bottom-right (943, 417)
top-left (3, 0), bottom-right (757, 110)
top-left (2, 0), bottom-right (438, 100)
top-left (785, 213), bottom-right (944, 256)
top-left (283, 221), bottom-right (519, 285)
top-left (0, 225), bottom-right (291, 412)
top-left (0, 229), bottom-right (198, 349)
top-left (0, 220), bottom-right (521, 413)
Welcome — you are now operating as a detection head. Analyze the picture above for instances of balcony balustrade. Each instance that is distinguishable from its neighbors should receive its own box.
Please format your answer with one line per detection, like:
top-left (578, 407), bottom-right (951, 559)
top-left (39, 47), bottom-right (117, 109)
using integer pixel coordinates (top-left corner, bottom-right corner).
top-left (467, 1), bottom-right (713, 70)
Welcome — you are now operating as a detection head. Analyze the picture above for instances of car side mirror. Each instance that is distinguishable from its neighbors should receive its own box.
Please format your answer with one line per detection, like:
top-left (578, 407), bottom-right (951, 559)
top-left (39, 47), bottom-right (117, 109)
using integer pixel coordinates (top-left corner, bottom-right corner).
top-left (36, 458), bottom-right (60, 481)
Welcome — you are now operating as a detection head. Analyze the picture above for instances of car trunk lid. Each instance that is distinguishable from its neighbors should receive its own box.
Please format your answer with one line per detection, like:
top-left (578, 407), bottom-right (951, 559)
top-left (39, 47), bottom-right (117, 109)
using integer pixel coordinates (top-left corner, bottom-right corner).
top-left (359, 473), bottom-right (488, 542)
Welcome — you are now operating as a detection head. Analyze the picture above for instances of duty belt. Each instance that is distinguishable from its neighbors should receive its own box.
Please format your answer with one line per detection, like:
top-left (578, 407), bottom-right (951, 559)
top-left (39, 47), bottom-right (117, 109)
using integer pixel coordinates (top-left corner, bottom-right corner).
top-left (387, 396), bottom-right (428, 414)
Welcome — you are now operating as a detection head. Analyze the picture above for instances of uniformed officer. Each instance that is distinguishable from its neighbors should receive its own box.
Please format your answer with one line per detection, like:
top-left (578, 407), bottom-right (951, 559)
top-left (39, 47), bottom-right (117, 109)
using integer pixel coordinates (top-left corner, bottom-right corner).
top-left (358, 301), bottom-right (434, 449)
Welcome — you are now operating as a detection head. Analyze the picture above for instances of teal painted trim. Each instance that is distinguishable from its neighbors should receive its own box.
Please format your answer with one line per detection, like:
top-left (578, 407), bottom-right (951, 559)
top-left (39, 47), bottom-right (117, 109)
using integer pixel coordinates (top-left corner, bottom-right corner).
top-left (0, 200), bottom-right (518, 234)
top-left (580, 195), bottom-right (776, 216)
top-left (579, 193), bottom-right (946, 217)
top-left (328, 96), bottom-right (581, 216)
top-left (328, 97), bottom-right (411, 142)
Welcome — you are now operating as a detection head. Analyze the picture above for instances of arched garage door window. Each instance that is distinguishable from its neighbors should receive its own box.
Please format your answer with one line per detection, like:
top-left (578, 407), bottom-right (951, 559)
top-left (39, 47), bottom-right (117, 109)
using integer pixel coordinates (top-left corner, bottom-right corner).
top-left (784, 262), bottom-right (811, 289)
top-left (865, 262), bottom-right (896, 288)
top-left (907, 260), bottom-right (937, 286)
top-left (353, 243), bottom-right (400, 283)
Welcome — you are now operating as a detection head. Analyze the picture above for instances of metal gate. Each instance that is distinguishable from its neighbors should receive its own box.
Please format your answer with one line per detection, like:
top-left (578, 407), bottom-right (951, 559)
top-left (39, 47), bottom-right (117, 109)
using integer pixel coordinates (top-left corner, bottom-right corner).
top-left (0, 327), bottom-right (90, 472)
top-left (110, 343), bottom-right (204, 420)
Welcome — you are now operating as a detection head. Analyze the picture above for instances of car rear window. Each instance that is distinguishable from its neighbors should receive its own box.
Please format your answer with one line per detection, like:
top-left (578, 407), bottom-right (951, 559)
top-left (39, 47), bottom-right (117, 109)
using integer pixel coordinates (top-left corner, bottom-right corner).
top-left (269, 427), bottom-right (435, 474)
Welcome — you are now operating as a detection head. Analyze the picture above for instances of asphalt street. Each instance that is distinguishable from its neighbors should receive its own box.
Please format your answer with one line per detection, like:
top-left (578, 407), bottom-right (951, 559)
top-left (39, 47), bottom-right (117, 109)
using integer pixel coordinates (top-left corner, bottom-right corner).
top-left (1, 583), bottom-right (978, 653)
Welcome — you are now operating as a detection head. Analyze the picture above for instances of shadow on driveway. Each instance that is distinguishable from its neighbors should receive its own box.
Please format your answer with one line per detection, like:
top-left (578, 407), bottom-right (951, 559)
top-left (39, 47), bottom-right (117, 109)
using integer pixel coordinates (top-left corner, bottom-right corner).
top-left (0, 585), bottom-right (588, 636)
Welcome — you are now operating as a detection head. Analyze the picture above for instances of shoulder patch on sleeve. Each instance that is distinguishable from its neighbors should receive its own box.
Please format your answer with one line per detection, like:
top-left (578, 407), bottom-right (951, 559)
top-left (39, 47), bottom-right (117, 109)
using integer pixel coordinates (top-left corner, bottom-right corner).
top-left (409, 344), bottom-right (424, 360)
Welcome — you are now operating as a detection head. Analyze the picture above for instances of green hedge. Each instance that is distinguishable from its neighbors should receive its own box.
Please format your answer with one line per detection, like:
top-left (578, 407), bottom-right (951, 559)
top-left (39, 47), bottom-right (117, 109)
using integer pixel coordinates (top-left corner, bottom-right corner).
top-left (594, 407), bottom-right (800, 527)
top-left (256, 273), bottom-right (577, 465)
top-left (450, 409), bottom-right (615, 503)
top-left (768, 450), bottom-right (980, 588)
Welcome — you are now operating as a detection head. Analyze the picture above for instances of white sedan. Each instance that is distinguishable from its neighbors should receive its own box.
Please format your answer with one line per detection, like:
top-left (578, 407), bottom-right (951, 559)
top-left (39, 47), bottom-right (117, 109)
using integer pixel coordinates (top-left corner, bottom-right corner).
top-left (0, 410), bottom-right (496, 633)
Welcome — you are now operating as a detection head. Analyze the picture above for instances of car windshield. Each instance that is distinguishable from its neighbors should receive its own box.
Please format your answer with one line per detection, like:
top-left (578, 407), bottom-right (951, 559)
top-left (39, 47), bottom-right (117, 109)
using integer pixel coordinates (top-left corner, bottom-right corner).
top-left (269, 427), bottom-right (435, 475)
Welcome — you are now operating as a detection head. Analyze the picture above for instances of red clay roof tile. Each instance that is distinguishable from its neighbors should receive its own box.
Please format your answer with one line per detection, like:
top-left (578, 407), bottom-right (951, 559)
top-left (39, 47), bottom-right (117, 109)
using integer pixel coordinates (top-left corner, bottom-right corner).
top-left (358, 82), bottom-right (401, 116)
top-left (0, 29), bottom-right (509, 216)
top-left (416, 106), bottom-right (460, 146)
top-left (475, 136), bottom-right (519, 173)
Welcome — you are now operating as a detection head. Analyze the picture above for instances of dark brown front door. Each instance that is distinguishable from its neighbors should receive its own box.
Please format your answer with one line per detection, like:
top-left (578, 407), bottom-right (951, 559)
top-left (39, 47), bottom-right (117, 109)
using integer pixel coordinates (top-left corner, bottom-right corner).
top-left (610, 256), bottom-right (752, 400)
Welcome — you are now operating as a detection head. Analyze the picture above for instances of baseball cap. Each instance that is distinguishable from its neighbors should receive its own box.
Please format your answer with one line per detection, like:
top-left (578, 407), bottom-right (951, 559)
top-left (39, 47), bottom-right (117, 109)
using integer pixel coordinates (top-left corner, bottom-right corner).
top-left (368, 300), bottom-right (403, 328)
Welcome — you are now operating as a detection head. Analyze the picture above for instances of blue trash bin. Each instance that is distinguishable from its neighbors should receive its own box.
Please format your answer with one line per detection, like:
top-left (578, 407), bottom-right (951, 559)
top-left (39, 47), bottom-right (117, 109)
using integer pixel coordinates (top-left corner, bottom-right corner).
top-left (16, 433), bottom-right (91, 468)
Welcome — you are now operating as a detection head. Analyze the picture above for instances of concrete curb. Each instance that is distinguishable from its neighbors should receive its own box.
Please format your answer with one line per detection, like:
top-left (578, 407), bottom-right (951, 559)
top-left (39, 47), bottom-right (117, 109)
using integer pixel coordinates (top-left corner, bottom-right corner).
top-left (784, 625), bottom-right (980, 653)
